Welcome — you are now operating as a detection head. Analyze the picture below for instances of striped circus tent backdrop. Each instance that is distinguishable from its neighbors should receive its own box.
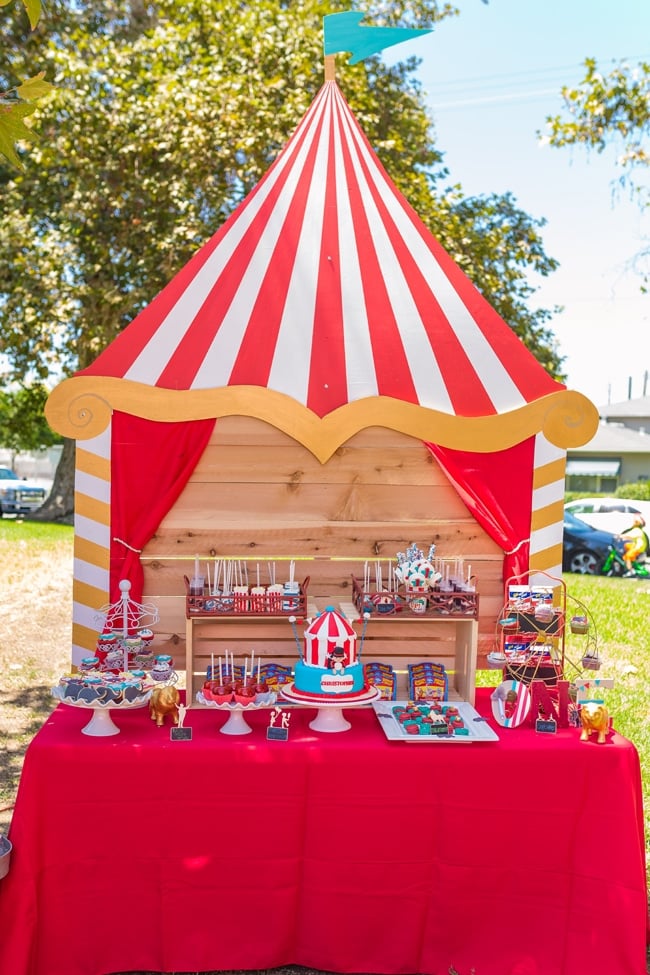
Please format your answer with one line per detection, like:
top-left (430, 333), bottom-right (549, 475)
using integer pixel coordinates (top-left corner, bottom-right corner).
top-left (45, 79), bottom-right (598, 665)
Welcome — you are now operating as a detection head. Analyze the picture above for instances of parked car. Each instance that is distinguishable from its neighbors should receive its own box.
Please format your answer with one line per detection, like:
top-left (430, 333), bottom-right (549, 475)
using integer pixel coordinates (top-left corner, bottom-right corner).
top-left (562, 509), bottom-right (625, 574)
top-left (564, 497), bottom-right (650, 536)
top-left (0, 467), bottom-right (47, 516)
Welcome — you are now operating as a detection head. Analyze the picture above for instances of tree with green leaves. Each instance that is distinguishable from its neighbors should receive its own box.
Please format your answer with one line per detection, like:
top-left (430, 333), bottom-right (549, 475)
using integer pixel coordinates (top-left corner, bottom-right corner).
top-left (543, 57), bottom-right (650, 285)
top-left (0, 0), bottom-right (564, 521)
top-left (0, 0), bottom-right (54, 167)
top-left (0, 383), bottom-right (62, 464)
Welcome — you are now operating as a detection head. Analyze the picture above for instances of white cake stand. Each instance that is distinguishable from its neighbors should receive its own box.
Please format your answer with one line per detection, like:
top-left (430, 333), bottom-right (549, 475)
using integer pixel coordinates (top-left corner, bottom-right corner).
top-left (195, 691), bottom-right (277, 735)
top-left (51, 686), bottom-right (152, 736)
top-left (280, 684), bottom-right (381, 733)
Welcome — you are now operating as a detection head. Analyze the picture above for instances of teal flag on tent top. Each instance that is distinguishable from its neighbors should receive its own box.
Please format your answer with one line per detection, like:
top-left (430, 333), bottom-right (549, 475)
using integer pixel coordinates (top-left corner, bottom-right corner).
top-left (323, 11), bottom-right (432, 65)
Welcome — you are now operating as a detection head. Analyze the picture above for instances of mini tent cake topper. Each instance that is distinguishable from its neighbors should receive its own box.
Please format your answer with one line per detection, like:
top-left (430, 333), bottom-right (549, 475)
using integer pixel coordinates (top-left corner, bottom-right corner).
top-left (289, 607), bottom-right (371, 668)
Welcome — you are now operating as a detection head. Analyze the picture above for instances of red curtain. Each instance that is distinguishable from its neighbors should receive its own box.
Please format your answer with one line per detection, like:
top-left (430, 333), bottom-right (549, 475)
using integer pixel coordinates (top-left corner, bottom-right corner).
top-left (110, 412), bottom-right (216, 604)
top-left (425, 438), bottom-right (536, 583)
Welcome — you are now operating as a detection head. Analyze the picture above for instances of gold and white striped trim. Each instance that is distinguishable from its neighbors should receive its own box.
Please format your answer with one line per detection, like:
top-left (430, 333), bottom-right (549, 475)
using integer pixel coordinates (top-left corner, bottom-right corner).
top-left (529, 433), bottom-right (565, 583)
top-left (71, 426), bottom-right (111, 667)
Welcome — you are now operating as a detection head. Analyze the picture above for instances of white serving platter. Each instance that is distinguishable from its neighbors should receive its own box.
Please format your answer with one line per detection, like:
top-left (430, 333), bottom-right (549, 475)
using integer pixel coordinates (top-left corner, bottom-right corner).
top-left (372, 700), bottom-right (499, 743)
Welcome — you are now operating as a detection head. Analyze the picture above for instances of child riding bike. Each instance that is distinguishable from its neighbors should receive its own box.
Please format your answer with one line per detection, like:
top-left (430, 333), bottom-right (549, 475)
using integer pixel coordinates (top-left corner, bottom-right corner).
top-left (621, 515), bottom-right (649, 577)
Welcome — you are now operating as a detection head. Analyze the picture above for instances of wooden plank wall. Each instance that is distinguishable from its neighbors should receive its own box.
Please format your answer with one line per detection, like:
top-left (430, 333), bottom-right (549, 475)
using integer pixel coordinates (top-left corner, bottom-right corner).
top-left (140, 418), bottom-right (505, 695)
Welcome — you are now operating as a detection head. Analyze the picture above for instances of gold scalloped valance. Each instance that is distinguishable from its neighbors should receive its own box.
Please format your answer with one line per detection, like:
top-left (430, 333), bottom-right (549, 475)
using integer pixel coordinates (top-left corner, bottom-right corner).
top-left (45, 378), bottom-right (598, 464)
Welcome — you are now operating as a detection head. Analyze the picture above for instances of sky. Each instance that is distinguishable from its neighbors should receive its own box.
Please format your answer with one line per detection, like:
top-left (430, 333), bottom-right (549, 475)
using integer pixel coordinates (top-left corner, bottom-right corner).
top-left (394, 0), bottom-right (649, 409)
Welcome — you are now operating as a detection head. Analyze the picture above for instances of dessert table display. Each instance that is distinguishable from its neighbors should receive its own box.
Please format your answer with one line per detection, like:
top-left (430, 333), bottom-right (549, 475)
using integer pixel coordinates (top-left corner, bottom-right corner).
top-left (0, 689), bottom-right (647, 975)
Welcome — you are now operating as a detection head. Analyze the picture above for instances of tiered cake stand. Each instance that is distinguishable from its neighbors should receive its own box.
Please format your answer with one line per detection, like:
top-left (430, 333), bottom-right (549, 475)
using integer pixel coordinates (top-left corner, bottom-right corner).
top-left (280, 684), bottom-right (381, 732)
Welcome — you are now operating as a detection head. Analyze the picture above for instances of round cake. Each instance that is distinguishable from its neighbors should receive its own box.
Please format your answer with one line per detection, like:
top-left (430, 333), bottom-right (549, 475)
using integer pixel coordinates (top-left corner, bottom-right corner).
top-left (293, 606), bottom-right (366, 697)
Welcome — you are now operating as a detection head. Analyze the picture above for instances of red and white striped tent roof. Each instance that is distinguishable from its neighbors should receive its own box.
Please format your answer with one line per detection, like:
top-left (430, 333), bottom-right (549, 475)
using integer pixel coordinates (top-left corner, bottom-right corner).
top-left (47, 79), bottom-right (596, 458)
top-left (305, 607), bottom-right (356, 643)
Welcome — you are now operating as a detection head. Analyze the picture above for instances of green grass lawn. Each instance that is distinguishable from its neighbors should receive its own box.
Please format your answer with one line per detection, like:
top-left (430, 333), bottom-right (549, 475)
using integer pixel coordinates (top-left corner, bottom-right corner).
top-left (0, 516), bottom-right (73, 545)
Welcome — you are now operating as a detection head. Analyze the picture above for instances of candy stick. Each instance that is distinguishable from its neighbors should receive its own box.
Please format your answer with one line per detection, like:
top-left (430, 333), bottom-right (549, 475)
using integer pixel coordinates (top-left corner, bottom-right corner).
top-left (206, 561), bottom-right (211, 594)
top-left (194, 554), bottom-right (199, 579)
top-left (250, 648), bottom-right (255, 680)
top-left (257, 657), bottom-right (261, 680)
top-left (211, 652), bottom-right (214, 681)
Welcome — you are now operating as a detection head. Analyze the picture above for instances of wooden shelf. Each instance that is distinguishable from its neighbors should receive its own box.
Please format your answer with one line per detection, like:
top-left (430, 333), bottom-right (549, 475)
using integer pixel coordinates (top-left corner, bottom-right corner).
top-left (186, 597), bottom-right (478, 704)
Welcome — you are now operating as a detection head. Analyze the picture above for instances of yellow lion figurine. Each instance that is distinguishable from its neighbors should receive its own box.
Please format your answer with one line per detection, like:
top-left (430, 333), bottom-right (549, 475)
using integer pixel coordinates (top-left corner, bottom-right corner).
top-left (579, 701), bottom-right (610, 744)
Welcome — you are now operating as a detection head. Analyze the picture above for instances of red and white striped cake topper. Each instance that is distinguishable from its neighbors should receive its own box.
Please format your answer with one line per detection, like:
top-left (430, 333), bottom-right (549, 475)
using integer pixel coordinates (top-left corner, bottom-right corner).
top-left (304, 607), bottom-right (356, 667)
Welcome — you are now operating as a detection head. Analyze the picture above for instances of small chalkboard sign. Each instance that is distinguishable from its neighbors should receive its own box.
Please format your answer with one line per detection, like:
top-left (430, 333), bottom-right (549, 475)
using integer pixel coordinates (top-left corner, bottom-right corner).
top-left (267, 726), bottom-right (289, 742)
top-left (535, 717), bottom-right (557, 735)
top-left (171, 726), bottom-right (192, 741)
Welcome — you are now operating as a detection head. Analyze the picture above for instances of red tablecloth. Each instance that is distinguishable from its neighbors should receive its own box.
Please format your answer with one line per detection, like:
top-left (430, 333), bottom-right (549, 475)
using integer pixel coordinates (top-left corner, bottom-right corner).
top-left (0, 689), bottom-right (647, 975)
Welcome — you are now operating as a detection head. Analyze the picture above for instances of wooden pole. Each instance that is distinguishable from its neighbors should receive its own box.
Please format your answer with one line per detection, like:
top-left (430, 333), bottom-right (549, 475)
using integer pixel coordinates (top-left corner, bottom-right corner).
top-left (324, 55), bottom-right (336, 81)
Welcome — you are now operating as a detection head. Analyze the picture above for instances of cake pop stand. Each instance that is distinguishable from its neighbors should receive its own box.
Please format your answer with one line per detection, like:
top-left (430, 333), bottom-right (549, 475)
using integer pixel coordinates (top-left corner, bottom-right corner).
top-left (280, 684), bottom-right (381, 733)
top-left (51, 686), bottom-right (152, 736)
top-left (195, 691), bottom-right (277, 735)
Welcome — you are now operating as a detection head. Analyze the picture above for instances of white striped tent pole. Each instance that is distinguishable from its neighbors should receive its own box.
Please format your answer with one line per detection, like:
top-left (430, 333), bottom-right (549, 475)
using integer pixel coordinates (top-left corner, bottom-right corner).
top-left (71, 425), bottom-right (111, 669)
top-left (528, 432), bottom-right (566, 583)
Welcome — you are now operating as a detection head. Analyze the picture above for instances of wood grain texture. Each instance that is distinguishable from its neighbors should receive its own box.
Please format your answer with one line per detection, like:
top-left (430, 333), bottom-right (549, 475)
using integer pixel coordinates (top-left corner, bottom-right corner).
top-left (141, 419), bottom-right (504, 694)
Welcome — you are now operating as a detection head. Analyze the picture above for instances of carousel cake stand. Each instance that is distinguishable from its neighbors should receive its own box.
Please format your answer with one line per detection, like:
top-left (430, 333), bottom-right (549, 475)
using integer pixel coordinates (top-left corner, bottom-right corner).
top-left (195, 691), bottom-right (278, 735)
top-left (280, 684), bottom-right (381, 733)
top-left (51, 686), bottom-right (151, 737)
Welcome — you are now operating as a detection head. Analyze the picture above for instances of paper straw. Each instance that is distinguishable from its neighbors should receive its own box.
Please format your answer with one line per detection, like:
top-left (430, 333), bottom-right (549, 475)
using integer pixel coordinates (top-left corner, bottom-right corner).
top-left (211, 652), bottom-right (214, 681)
top-left (219, 656), bottom-right (223, 684)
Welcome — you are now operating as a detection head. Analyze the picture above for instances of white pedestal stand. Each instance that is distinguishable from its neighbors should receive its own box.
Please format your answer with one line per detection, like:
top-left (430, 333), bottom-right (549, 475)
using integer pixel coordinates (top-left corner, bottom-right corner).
top-left (219, 707), bottom-right (254, 736)
top-left (82, 708), bottom-right (121, 737)
top-left (281, 684), bottom-right (381, 733)
top-left (309, 706), bottom-right (352, 733)
top-left (195, 692), bottom-right (277, 736)
top-left (51, 687), bottom-right (152, 737)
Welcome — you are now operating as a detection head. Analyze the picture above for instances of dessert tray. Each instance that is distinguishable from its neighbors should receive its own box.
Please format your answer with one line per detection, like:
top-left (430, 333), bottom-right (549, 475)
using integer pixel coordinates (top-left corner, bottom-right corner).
top-left (51, 685), bottom-right (152, 737)
top-left (372, 700), bottom-right (500, 743)
top-left (195, 690), bottom-right (278, 735)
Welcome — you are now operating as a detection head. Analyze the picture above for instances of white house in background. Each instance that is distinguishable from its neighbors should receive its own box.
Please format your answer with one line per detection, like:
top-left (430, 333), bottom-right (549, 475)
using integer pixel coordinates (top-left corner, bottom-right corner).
top-left (598, 395), bottom-right (650, 434)
top-left (566, 421), bottom-right (650, 493)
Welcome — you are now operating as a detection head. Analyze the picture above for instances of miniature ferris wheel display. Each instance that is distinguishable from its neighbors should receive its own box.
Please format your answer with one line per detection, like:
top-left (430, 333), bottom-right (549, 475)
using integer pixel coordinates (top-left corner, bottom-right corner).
top-left (487, 570), bottom-right (600, 686)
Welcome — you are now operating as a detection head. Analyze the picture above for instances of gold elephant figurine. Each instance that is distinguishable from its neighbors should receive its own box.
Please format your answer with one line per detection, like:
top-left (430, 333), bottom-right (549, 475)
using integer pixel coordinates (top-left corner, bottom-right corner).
top-left (579, 701), bottom-right (610, 744)
top-left (149, 685), bottom-right (180, 727)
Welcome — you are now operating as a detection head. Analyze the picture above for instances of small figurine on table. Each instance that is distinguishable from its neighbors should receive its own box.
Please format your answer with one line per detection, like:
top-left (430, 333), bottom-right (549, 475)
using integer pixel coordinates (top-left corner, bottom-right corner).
top-left (579, 701), bottom-right (610, 744)
top-left (149, 685), bottom-right (180, 727)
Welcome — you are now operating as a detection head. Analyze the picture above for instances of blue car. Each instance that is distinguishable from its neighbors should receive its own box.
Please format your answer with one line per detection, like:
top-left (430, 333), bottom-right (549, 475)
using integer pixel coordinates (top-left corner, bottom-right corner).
top-left (563, 509), bottom-right (625, 574)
